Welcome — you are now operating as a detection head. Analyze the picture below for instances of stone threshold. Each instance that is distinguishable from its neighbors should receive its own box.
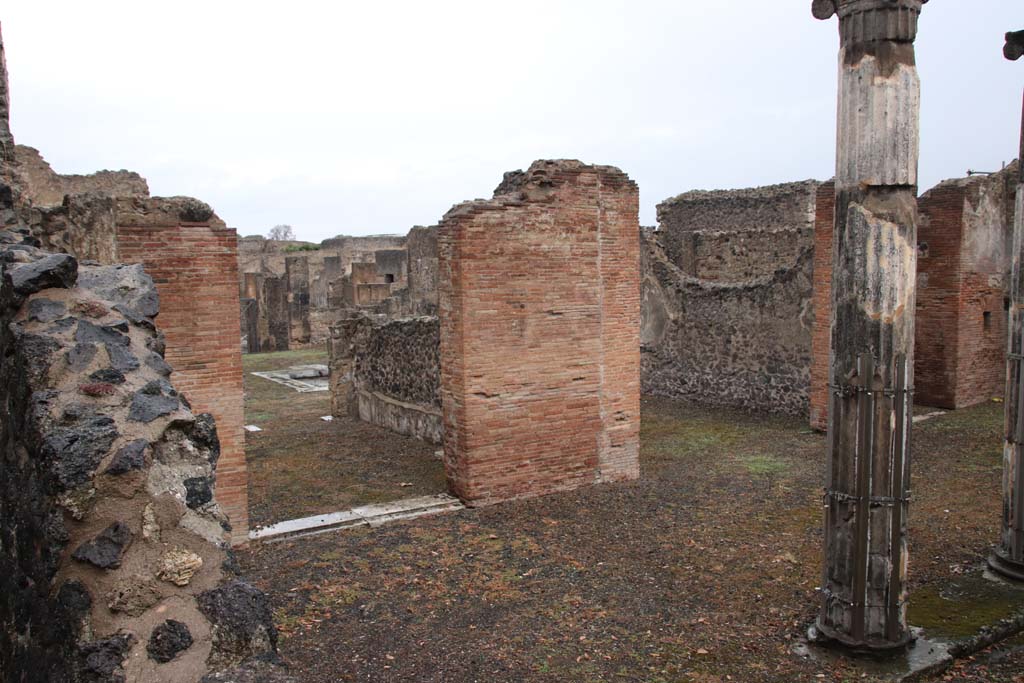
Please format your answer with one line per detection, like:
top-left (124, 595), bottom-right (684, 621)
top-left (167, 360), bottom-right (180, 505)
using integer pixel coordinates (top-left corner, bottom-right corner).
top-left (250, 371), bottom-right (329, 393)
top-left (248, 493), bottom-right (464, 543)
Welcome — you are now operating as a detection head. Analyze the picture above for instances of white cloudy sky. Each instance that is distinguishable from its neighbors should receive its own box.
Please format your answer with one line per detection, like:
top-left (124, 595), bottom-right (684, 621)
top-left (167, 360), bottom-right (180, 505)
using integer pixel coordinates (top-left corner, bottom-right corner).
top-left (3, 1), bottom-right (1021, 241)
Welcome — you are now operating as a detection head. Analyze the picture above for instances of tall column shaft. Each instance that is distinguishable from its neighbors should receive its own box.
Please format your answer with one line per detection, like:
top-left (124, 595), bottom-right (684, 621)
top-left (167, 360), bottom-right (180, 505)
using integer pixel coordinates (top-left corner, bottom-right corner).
top-left (813, 0), bottom-right (925, 651)
top-left (990, 32), bottom-right (1024, 582)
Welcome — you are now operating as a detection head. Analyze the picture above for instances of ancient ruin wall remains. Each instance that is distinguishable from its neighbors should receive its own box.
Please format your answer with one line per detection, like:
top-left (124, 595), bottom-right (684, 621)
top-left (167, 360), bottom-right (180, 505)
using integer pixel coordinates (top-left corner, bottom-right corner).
top-left (15, 145), bottom-right (150, 207)
top-left (0, 223), bottom-right (284, 682)
top-left (238, 234), bottom-right (407, 349)
top-left (439, 160), bottom-right (640, 504)
top-left (641, 181), bottom-right (819, 415)
top-left (329, 314), bottom-right (442, 444)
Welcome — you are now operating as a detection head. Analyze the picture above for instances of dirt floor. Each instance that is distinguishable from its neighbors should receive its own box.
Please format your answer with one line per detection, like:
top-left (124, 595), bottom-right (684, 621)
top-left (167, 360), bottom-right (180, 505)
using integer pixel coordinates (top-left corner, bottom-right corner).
top-left (936, 633), bottom-right (1024, 682)
top-left (238, 395), bottom-right (1016, 682)
top-left (243, 349), bottom-right (446, 530)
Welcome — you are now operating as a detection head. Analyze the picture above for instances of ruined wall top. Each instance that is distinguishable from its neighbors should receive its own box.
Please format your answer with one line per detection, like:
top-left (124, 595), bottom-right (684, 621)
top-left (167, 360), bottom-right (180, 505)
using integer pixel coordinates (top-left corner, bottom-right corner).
top-left (0, 22), bottom-right (14, 168)
top-left (451, 159), bottom-right (635, 221)
top-left (813, 0), bottom-right (926, 44)
top-left (1006, 31), bottom-right (1024, 61)
top-left (14, 145), bottom-right (150, 207)
top-left (656, 179), bottom-right (820, 236)
top-left (115, 196), bottom-right (224, 228)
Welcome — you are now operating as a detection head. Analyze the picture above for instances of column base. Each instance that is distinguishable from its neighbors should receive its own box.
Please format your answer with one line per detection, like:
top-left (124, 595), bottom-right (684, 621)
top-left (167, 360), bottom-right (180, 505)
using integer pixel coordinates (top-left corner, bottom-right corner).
top-left (988, 550), bottom-right (1024, 583)
top-left (808, 620), bottom-right (914, 656)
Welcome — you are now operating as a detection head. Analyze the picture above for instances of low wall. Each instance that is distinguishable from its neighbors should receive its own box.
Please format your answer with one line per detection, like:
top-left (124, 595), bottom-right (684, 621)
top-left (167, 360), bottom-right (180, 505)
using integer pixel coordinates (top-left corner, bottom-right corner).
top-left (329, 315), bottom-right (441, 444)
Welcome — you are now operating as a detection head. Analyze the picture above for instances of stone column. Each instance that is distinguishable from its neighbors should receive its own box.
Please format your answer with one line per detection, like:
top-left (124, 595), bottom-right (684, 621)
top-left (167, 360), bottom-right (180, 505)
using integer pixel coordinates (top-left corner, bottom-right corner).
top-left (0, 22), bottom-right (15, 169)
top-left (989, 30), bottom-right (1024, 582)
top-left (811, 0), bottom-right (925, 651)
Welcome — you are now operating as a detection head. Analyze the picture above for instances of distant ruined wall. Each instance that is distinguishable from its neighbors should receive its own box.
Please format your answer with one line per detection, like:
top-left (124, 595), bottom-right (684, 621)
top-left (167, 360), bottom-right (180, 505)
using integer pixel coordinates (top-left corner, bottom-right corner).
top-left (406, 225), bottom-right (439, 315)
top-left (439, 160), bottom-right (641, 503)
top-left (237, 234), bottom-right (408, 351)
top-left (15, 145), bottom-right (149, 207)
top-left (330, 315), bottom-right (442, 444)
top-left (642, 180), bottom-right (819, 415)
top-left (0, 216), bottom-right (286, 681)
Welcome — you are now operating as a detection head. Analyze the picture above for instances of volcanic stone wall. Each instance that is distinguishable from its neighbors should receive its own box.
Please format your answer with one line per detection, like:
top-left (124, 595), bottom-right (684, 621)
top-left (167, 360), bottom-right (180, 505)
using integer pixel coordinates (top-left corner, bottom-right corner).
top-left (330, 314), bottom-right (442, 444)
top-left (115, 199), bottom-right (248, 545)
top-left (642, 180), bottom-right (819, 415)
top-left (0, 218), bottom-right (284, 682)
top-left (439, 159), bottom-right (641, 504)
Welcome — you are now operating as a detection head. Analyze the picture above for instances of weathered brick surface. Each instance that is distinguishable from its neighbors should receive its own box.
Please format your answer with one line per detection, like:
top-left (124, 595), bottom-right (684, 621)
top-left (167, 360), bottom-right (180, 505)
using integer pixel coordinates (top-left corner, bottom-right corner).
top-left (808, 181), bottom-right (835, 431)
top-left (438, 160), bottom-right (640, 504)
top-left (116, 218), bottom-right (248, 544)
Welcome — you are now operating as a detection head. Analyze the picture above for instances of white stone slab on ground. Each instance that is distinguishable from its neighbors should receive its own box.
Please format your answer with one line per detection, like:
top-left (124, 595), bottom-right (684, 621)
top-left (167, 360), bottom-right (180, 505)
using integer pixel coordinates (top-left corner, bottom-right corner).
top-left (249, 493), bottom-right (464, 543)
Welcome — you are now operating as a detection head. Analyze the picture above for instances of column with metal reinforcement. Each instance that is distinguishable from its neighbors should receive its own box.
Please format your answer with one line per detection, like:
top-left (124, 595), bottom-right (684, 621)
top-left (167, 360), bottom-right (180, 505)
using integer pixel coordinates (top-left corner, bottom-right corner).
top-left (810, 0), bottom-right (926, 651)
top-left (989, 29), bottom-right (1024, 583)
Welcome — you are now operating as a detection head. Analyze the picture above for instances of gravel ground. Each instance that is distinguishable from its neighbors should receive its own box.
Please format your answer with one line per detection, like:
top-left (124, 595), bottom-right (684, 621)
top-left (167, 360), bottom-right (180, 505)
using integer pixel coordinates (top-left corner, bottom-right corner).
top-left (238, 394), bottom-right (1016, 682)
top-left (243, 349), bottom-right (445, 529)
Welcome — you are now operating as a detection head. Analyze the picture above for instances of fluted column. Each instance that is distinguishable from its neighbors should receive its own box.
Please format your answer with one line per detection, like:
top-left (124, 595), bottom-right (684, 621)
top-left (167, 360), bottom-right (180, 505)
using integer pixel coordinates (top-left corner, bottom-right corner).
top-left (989, 30), bottom-right (1024, 583)
top-left (811, 0), bottom-right (926, 651)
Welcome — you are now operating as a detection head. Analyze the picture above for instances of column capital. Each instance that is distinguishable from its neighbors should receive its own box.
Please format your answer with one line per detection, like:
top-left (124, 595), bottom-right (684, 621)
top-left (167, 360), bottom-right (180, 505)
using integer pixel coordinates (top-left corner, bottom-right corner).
top-left (1006, 31), bottom-right (1024, 61)
top-left (813, 0), bottom-right (927, 44)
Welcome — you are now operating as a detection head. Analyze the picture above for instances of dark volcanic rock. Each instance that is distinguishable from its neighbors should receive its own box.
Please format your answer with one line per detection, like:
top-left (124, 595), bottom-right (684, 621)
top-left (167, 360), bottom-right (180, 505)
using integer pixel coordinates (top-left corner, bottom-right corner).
top-left (147, 619), bottom-right (193, 663)
top-left (127, 391), bottom-right (179, 423)
top-left (72, 522), bottom-right (134, 569)
top-left (198, 581), bottom-right (279, 667)
top-left (184, 476), bottom-right (214, 509)
top-left (67, 342), bottom-right (98, 371)
top-left (145, 352), bottom-right (173, 376)
top-left (27, 297), bottom-right (66, 323)
top-left (42, 414), bottom-right (119, 490)
top-left (77, 264), bottom-right (159, 320)
top-left (105, 439), bottom-right (149, 475)
top-left (57, 579), bottom-right (93, 619)
top-left (78, 632), bottom-right (136, 682)
top-left (9, 253), bottom-right (77, 295)
top-left (191, 413), bottom-right (221, 466)
top-left (89, 367), bottom-right (126, 385)
top-left (75, 320), bottom-right (139, 372)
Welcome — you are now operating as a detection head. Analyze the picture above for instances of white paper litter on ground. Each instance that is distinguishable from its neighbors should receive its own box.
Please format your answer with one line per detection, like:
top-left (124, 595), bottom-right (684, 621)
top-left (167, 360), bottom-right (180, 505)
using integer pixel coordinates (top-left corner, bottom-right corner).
top-left (244, 425), bottom-right (263, 432)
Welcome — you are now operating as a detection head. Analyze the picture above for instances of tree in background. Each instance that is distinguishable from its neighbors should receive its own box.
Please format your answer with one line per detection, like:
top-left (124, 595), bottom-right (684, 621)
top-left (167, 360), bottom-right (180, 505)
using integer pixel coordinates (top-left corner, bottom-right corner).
top-left (267, 224), bottom-right (295, 241)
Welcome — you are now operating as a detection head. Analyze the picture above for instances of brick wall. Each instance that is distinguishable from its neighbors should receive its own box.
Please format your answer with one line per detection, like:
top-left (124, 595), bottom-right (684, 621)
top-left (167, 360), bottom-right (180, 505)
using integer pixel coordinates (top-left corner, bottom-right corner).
top-left (808, 181), bottom-right (835, 431)
top-left (116, 217), bottom-right (248, 544)
top-left (914, 183), bottom-right (966, 408)
top-left (438, 160), bottom-right (640, 504)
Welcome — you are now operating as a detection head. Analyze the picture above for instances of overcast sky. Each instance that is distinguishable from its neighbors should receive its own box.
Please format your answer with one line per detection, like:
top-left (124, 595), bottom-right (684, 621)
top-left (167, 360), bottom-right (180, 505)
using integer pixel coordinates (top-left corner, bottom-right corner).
top-left (3, 1), bottom-right (1021, 241)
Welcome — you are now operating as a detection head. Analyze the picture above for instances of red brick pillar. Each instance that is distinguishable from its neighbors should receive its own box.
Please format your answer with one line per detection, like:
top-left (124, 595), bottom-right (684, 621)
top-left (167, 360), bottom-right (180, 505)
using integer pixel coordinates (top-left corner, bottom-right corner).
top-left (438, 160), bottom-right (640, 504)
top-left (809, 181), bottom-right (835, 431)
top-left (116, 204), bottom-right (248, 545)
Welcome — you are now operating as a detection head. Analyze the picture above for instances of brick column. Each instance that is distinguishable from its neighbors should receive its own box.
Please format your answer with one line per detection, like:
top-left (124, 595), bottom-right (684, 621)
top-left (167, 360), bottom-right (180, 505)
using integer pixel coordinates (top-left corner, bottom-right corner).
top-left (990, 30), bottom-right (1024, 582)
top-left (811, 0), bottom-right (924, 651)
top-left (809, 181), bottom-right (836, 431)
top-left (438, 161), bottom-right (640, 504)
top-left (116, 210), bottom-right (248, 545)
